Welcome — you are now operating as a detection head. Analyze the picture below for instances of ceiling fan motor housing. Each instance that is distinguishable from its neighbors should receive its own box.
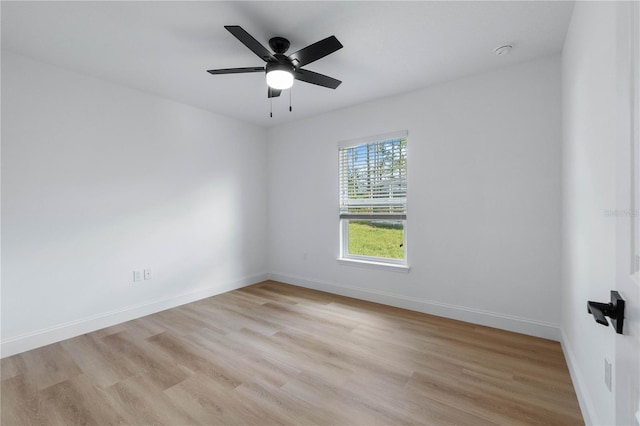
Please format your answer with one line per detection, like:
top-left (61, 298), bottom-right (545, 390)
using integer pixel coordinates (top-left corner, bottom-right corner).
top-left (266, 60), bottom-right (294, 75)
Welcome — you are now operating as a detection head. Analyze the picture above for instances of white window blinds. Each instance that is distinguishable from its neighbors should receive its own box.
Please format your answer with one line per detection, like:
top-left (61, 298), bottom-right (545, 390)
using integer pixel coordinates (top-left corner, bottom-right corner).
top-left (338, 131), bottom-right (407, 220)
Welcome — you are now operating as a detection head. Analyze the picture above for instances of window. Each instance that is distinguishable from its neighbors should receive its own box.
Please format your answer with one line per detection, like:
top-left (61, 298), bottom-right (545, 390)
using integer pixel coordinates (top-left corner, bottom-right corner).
top-left (338, 131), bottom-right (408, 270)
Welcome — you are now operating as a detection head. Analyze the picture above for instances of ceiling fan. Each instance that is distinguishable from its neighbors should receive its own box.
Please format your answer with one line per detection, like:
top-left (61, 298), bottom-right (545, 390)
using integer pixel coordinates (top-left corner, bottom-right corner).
top-left (207, 26), bottom-right (343, 99)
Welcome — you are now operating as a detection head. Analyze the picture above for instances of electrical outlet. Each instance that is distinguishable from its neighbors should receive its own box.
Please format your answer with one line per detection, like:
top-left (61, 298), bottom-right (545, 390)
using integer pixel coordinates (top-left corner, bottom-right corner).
top-left (144, 268), bottom-right (152, 280)
top-left (133, 270), bottom-right (143, 282)
top-left (604, 358), bottom-right (612, 391)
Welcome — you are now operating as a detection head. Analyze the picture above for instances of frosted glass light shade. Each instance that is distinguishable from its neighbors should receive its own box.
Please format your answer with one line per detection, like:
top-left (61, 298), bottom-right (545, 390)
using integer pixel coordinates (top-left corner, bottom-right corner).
top-left (266, 70), bottom-right (294, 90)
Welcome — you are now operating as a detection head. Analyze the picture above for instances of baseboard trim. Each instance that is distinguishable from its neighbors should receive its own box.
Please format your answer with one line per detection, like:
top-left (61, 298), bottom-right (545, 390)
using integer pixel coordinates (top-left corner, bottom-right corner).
top-left (268, 272), bottom-right (560, 341)
top-left (0, 273), bottom-right (268, 358)
top-left (560, 329), bottom-right (597, 425)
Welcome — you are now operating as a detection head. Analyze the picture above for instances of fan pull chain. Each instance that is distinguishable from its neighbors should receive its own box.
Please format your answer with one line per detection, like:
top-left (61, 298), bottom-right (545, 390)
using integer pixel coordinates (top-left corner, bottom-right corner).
top-left (289, 88), bottom-right (292, 112)
top-left (270, 98), bottom-right (273, 118)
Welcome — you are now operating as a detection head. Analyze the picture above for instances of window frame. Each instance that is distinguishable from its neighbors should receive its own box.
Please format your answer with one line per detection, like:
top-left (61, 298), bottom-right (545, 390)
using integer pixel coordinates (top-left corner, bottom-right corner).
top-left (337, 131), bottom-right (409, 271)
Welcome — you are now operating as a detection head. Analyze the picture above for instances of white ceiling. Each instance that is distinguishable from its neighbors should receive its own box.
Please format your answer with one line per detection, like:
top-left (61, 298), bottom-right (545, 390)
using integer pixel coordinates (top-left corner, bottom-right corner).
top-left (1, 1), bottom-right (574, 128)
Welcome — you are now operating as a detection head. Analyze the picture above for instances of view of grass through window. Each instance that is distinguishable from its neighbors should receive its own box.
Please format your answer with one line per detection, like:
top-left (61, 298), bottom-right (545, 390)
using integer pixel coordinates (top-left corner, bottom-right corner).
top-left (348, 220), bottom-right (404, 259)
top-left (339, 134), bottom-right (407, 263)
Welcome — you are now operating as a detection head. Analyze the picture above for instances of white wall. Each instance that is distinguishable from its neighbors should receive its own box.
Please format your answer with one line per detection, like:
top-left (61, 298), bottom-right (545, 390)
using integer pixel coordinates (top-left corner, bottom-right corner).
top-left (1, 51), bottom-right (268, 356)
top-left (561, 2), bottom-right (618, 425)
top-left (267, 55), bottom-right (563, 340)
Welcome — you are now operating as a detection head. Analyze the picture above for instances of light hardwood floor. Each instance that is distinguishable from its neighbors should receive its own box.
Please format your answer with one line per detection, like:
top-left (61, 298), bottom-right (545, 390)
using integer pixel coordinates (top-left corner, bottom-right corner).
top-left (1, 280), bottom-right (583, 425)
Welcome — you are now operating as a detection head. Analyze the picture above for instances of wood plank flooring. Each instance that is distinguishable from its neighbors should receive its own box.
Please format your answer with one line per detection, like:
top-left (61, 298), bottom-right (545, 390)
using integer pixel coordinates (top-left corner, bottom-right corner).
top-left (1, 280), bottom-right (583, 425)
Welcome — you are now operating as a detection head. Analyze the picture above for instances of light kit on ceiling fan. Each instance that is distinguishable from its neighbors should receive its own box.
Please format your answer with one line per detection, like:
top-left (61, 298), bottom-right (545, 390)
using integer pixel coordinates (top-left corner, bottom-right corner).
top-left (207, 25), bottom-right (343, 117)
top-left (265, 62), bottom-right (294, 90)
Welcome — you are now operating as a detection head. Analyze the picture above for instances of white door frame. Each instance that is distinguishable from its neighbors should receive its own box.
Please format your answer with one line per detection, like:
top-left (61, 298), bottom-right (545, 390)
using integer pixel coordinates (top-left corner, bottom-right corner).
top-left (614, 2), bottom-right (640, 425)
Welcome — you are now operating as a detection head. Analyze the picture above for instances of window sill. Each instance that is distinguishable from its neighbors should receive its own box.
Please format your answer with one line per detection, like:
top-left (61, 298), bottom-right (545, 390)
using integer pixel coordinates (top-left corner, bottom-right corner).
top-left (337, 257), bottom-right (410, 273)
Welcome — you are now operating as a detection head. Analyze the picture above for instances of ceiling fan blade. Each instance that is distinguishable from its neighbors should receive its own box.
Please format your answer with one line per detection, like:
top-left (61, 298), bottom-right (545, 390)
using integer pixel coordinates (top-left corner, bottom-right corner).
top-left (289, 36), bottom-right (343, 67)
top-left (225, 25), bottom-right (275, 62)
top-left (268, 87), bottom-right (282, 98)
top-left (207, 67), bottom-right (265, 75)
top-left (294, 69), bottom-right (341, 89)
